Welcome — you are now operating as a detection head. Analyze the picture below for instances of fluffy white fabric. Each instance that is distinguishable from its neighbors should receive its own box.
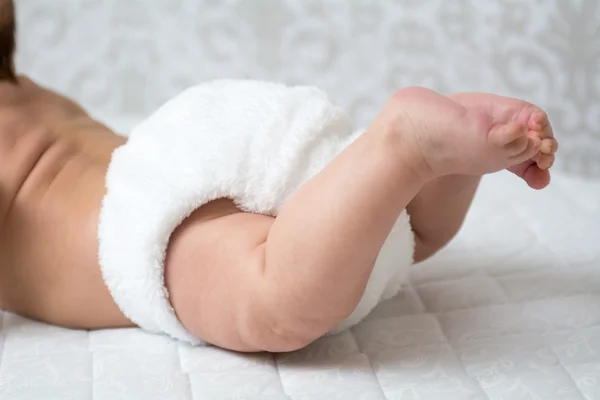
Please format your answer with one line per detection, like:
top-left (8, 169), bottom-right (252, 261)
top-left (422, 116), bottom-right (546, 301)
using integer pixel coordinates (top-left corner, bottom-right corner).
top-left (98, 80), bottom-right (414, 344)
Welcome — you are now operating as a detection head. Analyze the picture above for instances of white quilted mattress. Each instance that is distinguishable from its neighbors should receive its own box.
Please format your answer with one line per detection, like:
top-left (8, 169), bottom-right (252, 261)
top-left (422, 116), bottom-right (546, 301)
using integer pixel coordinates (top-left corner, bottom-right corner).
top-left (0, 166), bottom-right (599, 399)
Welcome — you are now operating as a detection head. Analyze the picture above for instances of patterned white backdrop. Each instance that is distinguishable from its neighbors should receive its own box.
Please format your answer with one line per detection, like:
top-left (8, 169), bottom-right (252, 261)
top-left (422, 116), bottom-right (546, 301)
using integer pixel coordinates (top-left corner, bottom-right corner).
top-left (13, 0), bottom-right (600, 176)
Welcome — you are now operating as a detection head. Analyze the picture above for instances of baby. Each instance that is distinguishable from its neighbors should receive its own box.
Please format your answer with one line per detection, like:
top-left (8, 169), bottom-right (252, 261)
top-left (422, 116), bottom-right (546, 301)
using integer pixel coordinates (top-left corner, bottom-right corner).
top-left (0, 1), bottom-right (557, 352)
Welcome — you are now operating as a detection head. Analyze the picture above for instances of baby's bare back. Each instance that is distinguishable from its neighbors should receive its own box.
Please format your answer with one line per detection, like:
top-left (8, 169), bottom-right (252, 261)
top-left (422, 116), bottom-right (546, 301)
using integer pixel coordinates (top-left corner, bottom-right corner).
top-left (0, 78), bottom-right (131, 328)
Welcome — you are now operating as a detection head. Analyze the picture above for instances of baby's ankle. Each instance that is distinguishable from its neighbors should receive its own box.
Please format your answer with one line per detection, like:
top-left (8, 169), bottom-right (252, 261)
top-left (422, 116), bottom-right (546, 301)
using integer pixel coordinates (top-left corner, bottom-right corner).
top-left (366, 111), bottom-right (438, 183)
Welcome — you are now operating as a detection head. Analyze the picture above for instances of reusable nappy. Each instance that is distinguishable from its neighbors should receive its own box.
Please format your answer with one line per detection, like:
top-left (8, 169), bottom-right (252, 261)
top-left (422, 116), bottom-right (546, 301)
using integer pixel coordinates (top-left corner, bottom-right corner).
top-left (98, 80), bottom-right (414, 344)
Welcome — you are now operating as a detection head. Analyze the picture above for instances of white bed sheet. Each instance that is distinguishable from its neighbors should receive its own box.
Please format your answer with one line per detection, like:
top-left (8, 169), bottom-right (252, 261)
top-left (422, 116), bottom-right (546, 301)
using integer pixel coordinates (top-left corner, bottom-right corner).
top-left (0, 169), bottom-right (598, 400)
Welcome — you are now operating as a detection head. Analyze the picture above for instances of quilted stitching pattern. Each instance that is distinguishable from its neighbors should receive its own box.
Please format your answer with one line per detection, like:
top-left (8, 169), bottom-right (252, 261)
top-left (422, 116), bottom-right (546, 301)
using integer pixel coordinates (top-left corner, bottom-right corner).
top-left (0, 171), bottom-right (598, 399)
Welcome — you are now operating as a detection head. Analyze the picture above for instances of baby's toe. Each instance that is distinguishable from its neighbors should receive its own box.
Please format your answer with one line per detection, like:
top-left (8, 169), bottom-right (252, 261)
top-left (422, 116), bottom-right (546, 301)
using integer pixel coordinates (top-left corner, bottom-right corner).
top-left (490, 122), bottom-right (526, 147)
top-left (511, 135), bottom-right (542, 163)
top-left (505, 135), bottom-right (529, 156)
top-left (540, 137), bottom-right (559, 155)
top-left (528, 108), bottom-right (549, 131)
top-left (507, 159), bottom-right (551, 190)
top-left (537, 153), bottom-right (555, 170)
top-left (524, 164), bottom-right (551, 190)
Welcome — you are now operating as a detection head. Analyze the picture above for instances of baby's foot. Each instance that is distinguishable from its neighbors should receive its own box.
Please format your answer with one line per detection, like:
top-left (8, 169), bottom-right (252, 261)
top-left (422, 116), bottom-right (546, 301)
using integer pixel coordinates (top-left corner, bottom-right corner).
top-left (449, 93), bottom-right (558, 189)
top-left (373, 87), bottom-right (542, 180)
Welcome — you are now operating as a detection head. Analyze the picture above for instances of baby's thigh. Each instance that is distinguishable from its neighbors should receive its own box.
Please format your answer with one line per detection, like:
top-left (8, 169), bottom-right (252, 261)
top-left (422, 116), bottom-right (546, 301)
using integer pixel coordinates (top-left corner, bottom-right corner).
top-left (164, 199), bottom-right (275, 351)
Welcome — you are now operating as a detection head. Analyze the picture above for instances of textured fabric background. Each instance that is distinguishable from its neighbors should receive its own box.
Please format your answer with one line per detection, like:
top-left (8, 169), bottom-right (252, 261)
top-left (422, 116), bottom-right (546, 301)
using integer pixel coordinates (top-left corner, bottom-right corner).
top-left (13, 0), bottom-right (600, 176)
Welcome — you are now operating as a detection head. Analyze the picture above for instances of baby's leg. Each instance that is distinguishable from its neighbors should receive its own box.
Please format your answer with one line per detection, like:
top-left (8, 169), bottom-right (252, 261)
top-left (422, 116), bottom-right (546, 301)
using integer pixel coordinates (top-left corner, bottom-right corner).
top-left (166, 126), bottom-right (425, 353)
top-left (165, 88), bottom-right (541, 353)
top-left (408, 174), bottom-right (481, 263)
